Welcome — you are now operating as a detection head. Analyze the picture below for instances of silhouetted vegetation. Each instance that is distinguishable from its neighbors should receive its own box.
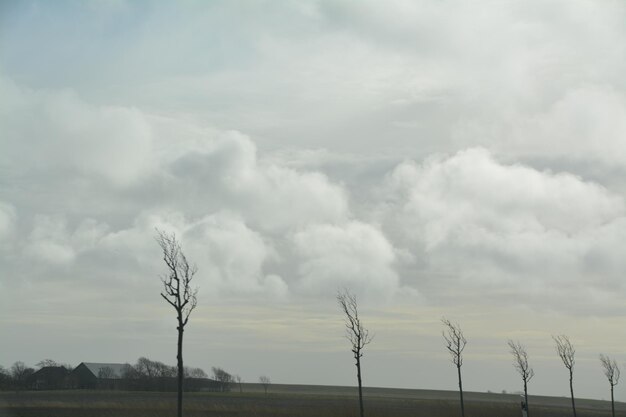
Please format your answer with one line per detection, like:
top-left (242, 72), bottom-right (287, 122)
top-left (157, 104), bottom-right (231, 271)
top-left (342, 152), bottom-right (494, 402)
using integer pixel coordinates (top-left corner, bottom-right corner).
top-left (0, 358), bottom-right (212, 393)
top-left (508, 339), bottom-right (534, 417)
top-left (156, 230), bottom-right (199, 417)
top-left (599, 354), bottom-right (620, 417)
top-left (338, 289), bottom-right (372, 417)
top-left (259, 375), bottom-right (271, 396)
top-left (442, 318), bottom-right (467, 417)
top-left (554, 335), bottom-right (577, 417)
top-left (211, 367), bottom-right (234, 392)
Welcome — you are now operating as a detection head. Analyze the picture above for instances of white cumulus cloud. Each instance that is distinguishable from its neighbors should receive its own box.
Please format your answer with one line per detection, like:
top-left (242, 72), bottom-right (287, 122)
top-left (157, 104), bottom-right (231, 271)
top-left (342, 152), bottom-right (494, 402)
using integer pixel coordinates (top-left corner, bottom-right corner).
top-left (380, 148), bottom-right (626, 294)
top-left (292, 221), bottom-right (399, 300)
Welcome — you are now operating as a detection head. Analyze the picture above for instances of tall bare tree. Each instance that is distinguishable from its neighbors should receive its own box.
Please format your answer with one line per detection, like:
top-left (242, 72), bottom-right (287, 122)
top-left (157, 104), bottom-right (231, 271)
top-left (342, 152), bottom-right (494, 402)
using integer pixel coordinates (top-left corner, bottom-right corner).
top-left (442, 318), bottom-right (467, 417)
top-left (508, 340), bottom-right (534, 417)
top-left (156, 230), bottom-right (198, 417)
top-left (553, 335), bottom-right (576, 417)
top-left (10, 361), bottom-right (34, 391)
top-left (599, 354), bottom-right (620, 417)
top-left (337, 289), bottom-right (372, 417)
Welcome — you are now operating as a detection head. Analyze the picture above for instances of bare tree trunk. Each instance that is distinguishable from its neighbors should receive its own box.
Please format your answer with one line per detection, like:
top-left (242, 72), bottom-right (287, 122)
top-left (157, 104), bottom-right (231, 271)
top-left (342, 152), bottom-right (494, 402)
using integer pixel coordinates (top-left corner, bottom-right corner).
top-left (177, 322), bottom-right (184, 417)
top-left (569, 371), bottom-right (576, 417)
top-left (457, 365), bottom-right (465, 417)
top-left (356, 355), bottom-right (364, 417)
top-left (610, 384), bottom-right (615, 417)
top-left (524, 379), bottom-right (529, 417)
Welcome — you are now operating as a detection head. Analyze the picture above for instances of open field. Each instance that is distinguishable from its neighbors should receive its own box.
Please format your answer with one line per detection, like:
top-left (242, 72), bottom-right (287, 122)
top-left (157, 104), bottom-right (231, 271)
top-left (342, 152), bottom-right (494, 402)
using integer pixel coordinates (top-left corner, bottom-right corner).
top-left (1, 384), bottom-right (625, 417)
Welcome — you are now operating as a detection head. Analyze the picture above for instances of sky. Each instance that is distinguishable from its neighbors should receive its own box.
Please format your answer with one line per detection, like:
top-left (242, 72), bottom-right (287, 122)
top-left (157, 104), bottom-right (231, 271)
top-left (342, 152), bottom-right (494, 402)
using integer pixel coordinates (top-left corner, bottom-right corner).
top-left (1, 0), bottom-right (626, 401)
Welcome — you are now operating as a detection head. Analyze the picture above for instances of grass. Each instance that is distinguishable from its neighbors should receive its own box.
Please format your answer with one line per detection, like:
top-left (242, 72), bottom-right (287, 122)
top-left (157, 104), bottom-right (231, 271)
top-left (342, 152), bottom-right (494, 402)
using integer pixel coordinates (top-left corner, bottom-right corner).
top-left (1, 385), bottom-right (624, 417)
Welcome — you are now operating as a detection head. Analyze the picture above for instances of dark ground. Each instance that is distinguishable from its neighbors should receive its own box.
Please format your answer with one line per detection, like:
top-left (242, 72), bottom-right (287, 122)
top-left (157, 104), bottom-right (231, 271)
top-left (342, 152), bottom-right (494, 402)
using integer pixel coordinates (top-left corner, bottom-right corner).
top-left (1, 384), bottom-right (625, 417)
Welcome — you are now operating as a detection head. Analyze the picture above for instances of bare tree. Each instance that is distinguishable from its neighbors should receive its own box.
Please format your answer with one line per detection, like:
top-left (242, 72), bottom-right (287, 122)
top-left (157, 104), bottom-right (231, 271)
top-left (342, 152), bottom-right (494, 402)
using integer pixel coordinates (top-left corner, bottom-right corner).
top-left (10, 361), bottom-right (34, 391)
top-left (0, 366), bottom-right (9, 390)
top-left (337, 289), bottom-right (373, 417)
top-left (553, 335), bottom-right (576, 417)
top-left (508, 340), bottom-right (534, 417)
top-left (212, 367), bottom-right (234, 392)
top-left (157, 230), bottom-right (198, 417)
top-left (36, 359), bottom-right (59, 368)
top-left (136, 357), bottom-right (159, 379)
top-left (235, 375), bottom-right (243, 393)
top-left (259, 375), bottom-right (271, 396)
top-left (599, 354), bottom-right (620, 417)
top-left (154, 361), bottom-right (177, 378)
top-left (442, 318), bottom-right (467, 417)
top-left (187, 367), bottom-right (208, 379)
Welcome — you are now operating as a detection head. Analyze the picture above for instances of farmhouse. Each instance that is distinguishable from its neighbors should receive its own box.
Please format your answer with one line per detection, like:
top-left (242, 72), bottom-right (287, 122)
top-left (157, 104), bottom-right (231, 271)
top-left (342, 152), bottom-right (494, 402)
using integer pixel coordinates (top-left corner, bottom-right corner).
top-left (68, 362), bottom-right (127, 389)
top-left (27, 366), bottom-right (69, 390)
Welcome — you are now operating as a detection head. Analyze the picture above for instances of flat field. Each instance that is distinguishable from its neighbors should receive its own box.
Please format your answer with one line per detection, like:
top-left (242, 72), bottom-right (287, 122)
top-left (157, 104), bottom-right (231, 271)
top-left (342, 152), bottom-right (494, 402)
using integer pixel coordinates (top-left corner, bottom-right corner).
top-left (1, 384), bottom-right (624, 417)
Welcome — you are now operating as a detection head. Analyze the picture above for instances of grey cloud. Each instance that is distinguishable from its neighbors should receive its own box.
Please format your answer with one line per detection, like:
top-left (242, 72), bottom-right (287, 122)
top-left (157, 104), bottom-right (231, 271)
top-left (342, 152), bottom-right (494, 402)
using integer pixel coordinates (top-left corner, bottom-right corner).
top-left (165, 131), bottom-right (350, 232)
top-left (0, 76), bottom-right (154, 187)
top-left (0, 201), bottom-right (16, 241)
top-left (377, 148), bottom-right (626, 306)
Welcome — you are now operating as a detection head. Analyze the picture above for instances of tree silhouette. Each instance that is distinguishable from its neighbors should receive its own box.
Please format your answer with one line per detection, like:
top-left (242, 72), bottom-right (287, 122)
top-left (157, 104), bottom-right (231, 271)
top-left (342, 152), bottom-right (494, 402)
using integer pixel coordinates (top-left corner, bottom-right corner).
top-left (259, 375), bottom-right (271, 396)
top-left (508, 340), bottom-right (534, 417)
top-left (337, 289), bottom-right (372, 417)
top-left (442, 318), bottom-right (467, 417)
top-left (212, 367), bottom-right (235, 392)
top-left (36, 359), bottom-right (60, 368)
top-left (156, 230), bottom-right (198, 417)
top-left (599, 353), bottom-right (620, 417)
top-left (10, 361), bottom-right (34, 391)
top-left (553, 335), bottom-right (576, 417)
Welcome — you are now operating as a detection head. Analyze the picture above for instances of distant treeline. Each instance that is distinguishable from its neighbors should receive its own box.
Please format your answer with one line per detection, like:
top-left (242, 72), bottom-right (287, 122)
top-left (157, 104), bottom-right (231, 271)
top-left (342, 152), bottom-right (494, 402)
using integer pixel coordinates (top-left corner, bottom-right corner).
top-left (0, 358), bottom-right (239, 393)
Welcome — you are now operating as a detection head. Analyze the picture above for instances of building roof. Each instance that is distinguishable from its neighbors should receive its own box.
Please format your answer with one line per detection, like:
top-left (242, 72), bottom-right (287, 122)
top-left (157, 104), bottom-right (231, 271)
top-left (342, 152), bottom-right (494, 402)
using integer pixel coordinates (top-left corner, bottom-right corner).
top-left (81, 362), bottom-right (128, 379)
top-left (28, 366), bottom-right (70, 382)
top-left (29, 366), bottom-right (69, 379)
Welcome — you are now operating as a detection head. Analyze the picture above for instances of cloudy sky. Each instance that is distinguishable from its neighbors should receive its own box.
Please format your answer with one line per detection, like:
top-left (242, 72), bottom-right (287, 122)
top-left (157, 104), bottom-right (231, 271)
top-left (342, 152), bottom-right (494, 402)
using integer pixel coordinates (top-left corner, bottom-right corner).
top-left (2, 0), bottom-right (626, 401)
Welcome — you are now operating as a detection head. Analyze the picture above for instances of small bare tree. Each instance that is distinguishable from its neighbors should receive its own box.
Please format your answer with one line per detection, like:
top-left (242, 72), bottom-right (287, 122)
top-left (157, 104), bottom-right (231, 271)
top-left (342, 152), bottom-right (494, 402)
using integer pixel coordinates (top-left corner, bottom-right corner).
top-left (599, 354), bottom-right (620, 417)
top-left (442, 318), bottom-right (467, 417)
top-left (553, 335), bottom-right (576, 417)
top-left (35, 359), bottom-right (59, 368)
top-left (259, 375), bottom-right (271, 396)
top-left (508, 340), bottom-right (534, 417)
top-left (157, 230), bottom-right (198, 417)
top-left (235, 375), bottom-right (243, 393)
top-left (337, 289), bottom-right (372, 417)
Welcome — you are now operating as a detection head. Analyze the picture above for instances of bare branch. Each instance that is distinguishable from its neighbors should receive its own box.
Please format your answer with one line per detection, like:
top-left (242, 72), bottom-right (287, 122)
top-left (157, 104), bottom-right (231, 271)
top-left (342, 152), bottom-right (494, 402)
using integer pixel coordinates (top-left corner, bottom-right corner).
top-left (600, 354), bottom-right (620, 387)
top-left (553, 335), bottom-right (575, 370)
top-left (156, 229), bottom-right (198, 326)
top-left (508, 339), bottom-right (535, 383)
top-left (337, 289), bottom-right (373, 359)
top-left (442, 317), bottom-right (467, 367)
